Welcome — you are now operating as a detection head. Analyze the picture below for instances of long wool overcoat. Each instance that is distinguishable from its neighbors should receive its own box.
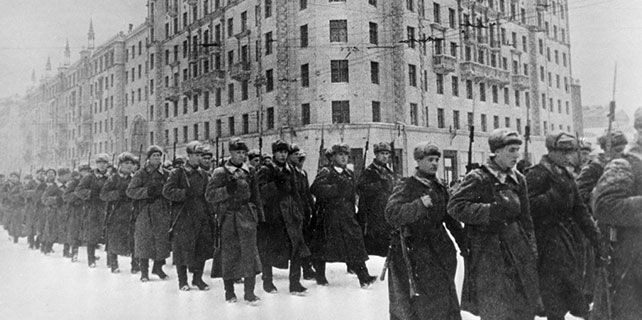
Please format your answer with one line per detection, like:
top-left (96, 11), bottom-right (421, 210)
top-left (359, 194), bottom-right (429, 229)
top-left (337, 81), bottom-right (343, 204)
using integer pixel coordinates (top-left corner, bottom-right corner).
top-left (206, 161), bottom-right (263, 279)
top-left (41, 182), bottom-right (64, 244)
top-left (75, 170), bottom-right (108, 244)
top-left (100, 173), bottom-right (134, 256)
top-left (63, 177), bottom-right (83, 245)
top-left (357, 160), bottom-right (396, 257)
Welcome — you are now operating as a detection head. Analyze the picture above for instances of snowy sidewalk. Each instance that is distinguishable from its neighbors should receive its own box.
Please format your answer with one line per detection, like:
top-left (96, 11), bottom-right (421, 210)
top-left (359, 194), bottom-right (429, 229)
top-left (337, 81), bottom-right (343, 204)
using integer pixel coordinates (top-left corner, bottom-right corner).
top-left (0, 230), bottom-right (578, 320)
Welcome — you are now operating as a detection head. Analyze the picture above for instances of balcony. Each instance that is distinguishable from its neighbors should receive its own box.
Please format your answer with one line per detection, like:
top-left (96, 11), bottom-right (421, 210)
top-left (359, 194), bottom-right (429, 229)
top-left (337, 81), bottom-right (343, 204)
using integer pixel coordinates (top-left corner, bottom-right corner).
top-left (235, 29), bottom-right (251, 39)
top-left (491, 68), bottom-right (511, 85)
top-left (432, 55), bottom-right (457, 74)
top-left (187, 0), bottom-right (198, 5)
top-left (512, 74), bottom-right (530, 90)
top-left (490, 40), bottom-right (502, 51)
top-left (460, 62), bottom-right (510, 85)
top-left (161, 85), bottom-right (180, 102)
top-left (229, 62), bottom-right (251, 82)
top-left (181, 70), bottom-right (226, 94)
top-left (168, 5), bottom-right (178, 17)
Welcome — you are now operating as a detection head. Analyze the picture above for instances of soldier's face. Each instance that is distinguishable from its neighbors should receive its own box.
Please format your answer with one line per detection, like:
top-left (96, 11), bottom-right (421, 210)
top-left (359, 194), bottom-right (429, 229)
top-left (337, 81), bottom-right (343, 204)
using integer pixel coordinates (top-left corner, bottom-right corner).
top-left (229, 150), bottom-right (247, 165)
top-left (613, 145), bottom-right (626, 157)
top-left (273, 150), bottom-right (288, 164)
top-left (120, 162), bottom-right (135, 174)
top-left (249, 157), bottom-right (261, 167)
top-left (201, 155), bottom-right (213, 166)
top-left (46, 171), bottom-right (56, 180)
top-left (494, 144), bottom-right (521, 170)
top-left (9, 175), bottom-right (19, 183)
top-left (333, 152), bottom-right (349, 168)
top-left (96, 161), bottom-right (108, 171)
top-left (375, 151), bottom-right (391, 164)
top-left (417, 155), bottom-right (440, 176)
top-left (187, 153), bottom-right (202, 166)
top-left (149, 152), bottom-right (162, 166)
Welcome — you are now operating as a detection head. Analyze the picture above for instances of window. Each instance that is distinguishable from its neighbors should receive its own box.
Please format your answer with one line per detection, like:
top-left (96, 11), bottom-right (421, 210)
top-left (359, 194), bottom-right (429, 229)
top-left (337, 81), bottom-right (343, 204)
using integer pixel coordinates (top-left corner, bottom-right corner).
top-left (265, 0), bottom-right (272, 18)
top-left (228, 83), bottom-right (234, 103)
top-left (266, 69), bottom-right (274, 91)
top-left (408, 64), bottom-right (417, 87)
top-left (204, 121), bottom-right (210, 139)
top-left (467, 112), bottom-right (474, 128)
top-left (149, 105), bottom-right (154, 120)
top-left (331, 60), bottom-right (349, 83)
top-left (215, 88), bottom-right (221, 106)
top-left (173, 101), bottom-right (178, 117)
top-left (216, 119), bottom-right (222, 137)
top-left (228, 117), bottom-right (235, 136)
top-left (302, 103), bottom-right (310, 125)
top-left (503, 87), bottom-right (510, 105)
top-left (481, 114), bottom-right (488, 132)
top-left (370, 61), bottom-right (379, 84)
top-left (492, 85), bottom-right (498, 103)
top-left (433, 3), bottom-right (441, 24)
top-left (479, 83), bottom-right (486, 101)
top-left (466, 80), bottom-right (473, 99)
top-left (183, 97), bottom-right (188, 114)
top-left (301, 64), bottom-right (310, 87)
top-left (407, 26), bottom-right (416, 48)
top-left (193, 124), bottom-right (199, 140)
top-left (329, 20), bottom-right (348, 42)
top-left (227, 18), bottom-right (233, 38)
top-left (369, 22), bottom-right (378, 45)
top-left (183, 126), bottom-right (188, 143)
top-left (436, 74), bottom-right (444, 94)
top-left (372, 101), bottom-right (380, 122)
top-left (437, 108), bottom-right (445, 128)
top-left (542, 93), bottom-right (546, 109)
top-left (558, 100), bottom-right (562, 113)
top-left (410, 103), bottom-right (418, 125)
top-left (300, 25), bottom-right (308, 48)
top-left (452, 76), bottom-right (459, 96)
top-left (242, 80), bottom-right (249, 100)
top-left (265, 32), bottom-right (273, 55)
top-left (515, 90), bottom-right (520, 106)
top-left (369, 0), bottom-right (376, 6)
top-left (242, 114), bottom-right (249, 134)
top-left (453, 110), bottom-right (460, 129)
top-left (300, 0), bottom-right (308, 10)
top-left (493, 115), bottom-right (499, 129)
top-left (266, 107), bottom-right (275, 129)
top-left (449, 8), bottom-right (456, 28)
top-left (204, 91), bottom-right (210, 110)
top-left (331, 101), bottom-right (350, 124)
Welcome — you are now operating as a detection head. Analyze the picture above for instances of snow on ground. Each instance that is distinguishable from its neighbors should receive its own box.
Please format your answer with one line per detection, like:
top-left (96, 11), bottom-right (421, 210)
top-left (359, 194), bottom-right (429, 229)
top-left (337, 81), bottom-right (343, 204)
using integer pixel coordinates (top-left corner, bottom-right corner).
top-left (0, 229), bottom-right (581, 320)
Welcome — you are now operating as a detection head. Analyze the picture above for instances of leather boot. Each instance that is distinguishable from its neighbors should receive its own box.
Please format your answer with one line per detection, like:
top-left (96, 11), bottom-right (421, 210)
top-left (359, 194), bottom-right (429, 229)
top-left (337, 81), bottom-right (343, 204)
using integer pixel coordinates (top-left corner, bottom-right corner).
top-left (140, 259), bottom-right (150, 282)
top-left (152, 260), bottom-right (168, 280)
top-left (352, 262), bottom-right (376, 288)
top-left (261, 265), bottom-right (277, 293)
top-left (224, 279), bottom-right (237, 302)
top-left (130, 257), bottom-right (140, 274)
top-left (313, 260), bottom-right (329, 286)
top-left (87, 244), bottom-right (96, 268)
top-left (177, 265), bottom-right (189, 291)
top-left (191, 270), bottom-right (210, 291)
top-left (71, 246), bottom-right (79, 262)
top-left (63, 244), bottom-right (70, 258)
top-left (289, 259), bottom-right (307, 294)
top-left (244, 276), bottom-right (260, 304)
top-left (108, 253), bottom-right (119, 273)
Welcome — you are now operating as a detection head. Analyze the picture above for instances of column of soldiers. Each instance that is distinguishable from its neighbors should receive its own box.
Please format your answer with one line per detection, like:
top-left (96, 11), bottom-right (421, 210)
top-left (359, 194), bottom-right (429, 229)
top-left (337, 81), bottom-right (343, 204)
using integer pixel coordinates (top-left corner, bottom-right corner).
top-left (0, 124), bottom-right (640, 318)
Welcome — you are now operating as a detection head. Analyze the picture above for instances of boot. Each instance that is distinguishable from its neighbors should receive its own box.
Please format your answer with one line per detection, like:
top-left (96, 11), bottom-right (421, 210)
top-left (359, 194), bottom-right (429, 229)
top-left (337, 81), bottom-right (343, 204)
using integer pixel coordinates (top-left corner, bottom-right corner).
top-left (13, 235), bottom-right (18, 243)
top-left (130, 257), bottom-right (140, 274)
top-left (244, 276), bottom-right (260, 305)
top-left (262, 266), bottom-right (277, 293)
top-left (191, 271), bottom-right (210, 291)
top-left (313, 260), bottom-right (329, 286)
top-left (87, 244), bottom-right (96, 268)
top-left (34, 235), bottom-right (41, 250)
top-left (63, 244), bottom-right (70, 258)
top-left (177, 265), bottom-right (190, 291)
top-left (224, 279), bottom-right (237, 303)
top-left (152, 260), bottom-right (168, 280)
top-left (289, 259), bottom-right (307, 295)
top-left (28, 235), bottom-right (34, 249)
top-left (140, 259), bottom-right (150, 282)
top-left (109, 253), bottom-right (120, 273)
top-left (353, 263), bottom-right (376, 288)
top-left (71, 246), bottom-right (79, 262)
top-left (302, 258), bottom-right (316, 280)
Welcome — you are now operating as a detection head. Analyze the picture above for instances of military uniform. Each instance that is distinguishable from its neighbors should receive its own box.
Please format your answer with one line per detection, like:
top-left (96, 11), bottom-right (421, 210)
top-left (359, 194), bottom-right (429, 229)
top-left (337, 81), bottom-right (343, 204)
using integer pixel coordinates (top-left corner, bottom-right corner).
top-left (41, 175), bottom-right (63, 254)
top-left (63, 172), bottom-right (84, 261)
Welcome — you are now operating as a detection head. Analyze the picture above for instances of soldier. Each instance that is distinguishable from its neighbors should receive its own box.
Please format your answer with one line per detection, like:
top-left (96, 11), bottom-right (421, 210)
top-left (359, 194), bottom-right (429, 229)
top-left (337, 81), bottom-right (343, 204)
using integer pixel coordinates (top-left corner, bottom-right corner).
top-left (248, 149), bottom-right (261, 168)
top-left (55, 169), bottom-right (72, 257)
top-left (30, 169), bottom-right (47, 250)
top-left (592, 110), bottom-right (642, 320)
top-left (385, 142), bottom-right (464, 320)
top-left (75, 154), bottom-right (110, 268)
top-left (126, 146), bottom-right (171, 281)
top-left (448, 129), bottom-right (540, 319)
top-left (526, 132), bottom-right (606, 320)
top-left (200, 146), bottom-right (214, 172)
top-left (6, 172), bottom-right (24, 243)
top-left (100, 152), bottom-right (137, 273)
top-left (288, 145), bottom-right (316, 280)
top-left (579, 139), bottom-right (593, 167)
top-left (163, 141), bottom-right (214, 291)
top-left (64, 166), bottom-right (89, 262)
top-left (257, 140), bottom-right (311, 294)
top-left (206, 138), bottom-right (263, 303)
top-left (357, 142), bottom-right (396, 257)
top-left (310, 143), bottom-right (376, 288)
top-left (41, 169), bottom-right (63, 255)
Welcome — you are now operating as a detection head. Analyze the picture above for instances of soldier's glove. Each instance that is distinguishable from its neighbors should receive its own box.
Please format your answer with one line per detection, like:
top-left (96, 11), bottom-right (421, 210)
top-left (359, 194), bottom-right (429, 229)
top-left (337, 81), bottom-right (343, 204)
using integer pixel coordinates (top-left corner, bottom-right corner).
top-left (420, 194), bottom-right (433, 208)
top-left (489, 193), bottom-right (521, 224)
top-left (226, 177), bottom-right (238, 194)
top-left (147, 185), bottom-right (162, 198)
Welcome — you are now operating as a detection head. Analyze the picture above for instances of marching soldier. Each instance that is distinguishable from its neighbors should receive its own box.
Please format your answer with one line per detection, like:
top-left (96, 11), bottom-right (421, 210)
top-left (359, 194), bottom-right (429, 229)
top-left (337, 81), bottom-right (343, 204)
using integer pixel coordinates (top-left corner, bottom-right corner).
top-left (31, 169), bottom-right (47, 250)
top-left (526, 132), bottom-right (606, 320)
top-left (64, 166), bottom-right (90, 262)
top-left (386, 142), bottom-right (464, 320)
top-left (163, 141), bottom-right (214, 291)
top-left (56, 169), bottom-right (72, 258)
top-left (41, 168), bottom-right (63, 255)
top-left (200, 146), bottom-right (214, 172)
top-left (257, 140), bottom-right (311, 294)
top-left (357, 142), bottom-right (396, 257)
top-left (6, 172), bottom-right (24, 243)
top-left (126, 146), bottom-right (171, 281)
top-left (75, 154), bottom-right (110, 268)
top-left (288, 145), bottom-right (316, 280)
top-left (248, 149), bottom-right (261, 168)
top-left (206, 138), bottom-right (263, 303)
top-left (448, 129), bottom-right (540, 319)
top-left (100, 152), bottom-right (137, 273)
top-left (310, 143), bottom-right (376, 288)
top-left (592, 110), bottom-right (642, 320)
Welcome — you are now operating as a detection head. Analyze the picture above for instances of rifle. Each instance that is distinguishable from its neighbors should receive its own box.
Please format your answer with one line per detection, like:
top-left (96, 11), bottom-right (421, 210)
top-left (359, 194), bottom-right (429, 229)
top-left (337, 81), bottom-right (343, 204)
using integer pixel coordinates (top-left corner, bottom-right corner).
top-left (168, 167), bottom-right (192, 241)
top-left (173, 141), bottom-right (177, 163)
top-left (215, 137), bottom-right (220, 165)
top-left (317, 123), bottom-right (325, 170)
top-left (379, 230), bottom-right (398, 281)
top-left (606, 63), bottom-right (617, 160)
top-left (524, 125), bottom-right (531, 162)
top-left (361, 126), bottom-right (371, 176)
top-left (399, 226), bottom-right (420, 298)
top-left (88, 151), bottom-right (92, 169)
top-left (466, 125), bottom-right (478, 173)
top-left (138, 144), bottom-right (143, 165)
top-left (220, 143), bottom-right (225, 166)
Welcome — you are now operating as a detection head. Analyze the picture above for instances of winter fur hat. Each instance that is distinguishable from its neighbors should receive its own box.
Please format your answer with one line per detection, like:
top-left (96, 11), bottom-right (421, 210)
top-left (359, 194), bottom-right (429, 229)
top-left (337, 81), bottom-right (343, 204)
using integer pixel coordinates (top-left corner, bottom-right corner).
top-left (272, 140), bottom-right (291, 153)
top-left (413, 142), bottom-right (441, 160)
top-left (373, 142), bottom-right (392, 154)
top-left (488, 128), bottom-right (523, 153)
top-left (95, 153), bottom-right (110, 164)
top-left (185, 141), bottom-right (204, 154)
top-left (545, 132), bottom-right (578, 152)
top-left (146, 145), bottom-right (164, 158)
top-left (598, 130), bottom-right (627, 150)
top-left (118, 152), bottom-right (137, 165)
top-left (229, 138), bottom-right (249, 152)
top-left (329, 143), bottom-right (350, 156)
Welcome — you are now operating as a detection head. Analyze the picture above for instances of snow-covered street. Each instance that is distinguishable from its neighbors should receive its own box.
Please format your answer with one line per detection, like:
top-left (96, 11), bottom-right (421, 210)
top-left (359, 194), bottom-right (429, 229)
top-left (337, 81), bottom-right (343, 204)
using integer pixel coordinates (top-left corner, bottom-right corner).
top-left (0, 229), bottom-right (581, 320)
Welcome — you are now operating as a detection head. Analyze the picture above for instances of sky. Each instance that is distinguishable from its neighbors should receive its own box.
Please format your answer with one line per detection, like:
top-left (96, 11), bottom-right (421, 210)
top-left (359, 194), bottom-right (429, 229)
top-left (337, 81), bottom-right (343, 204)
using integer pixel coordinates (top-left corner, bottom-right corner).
top-left (0, 0), bottom-right (640, 116)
